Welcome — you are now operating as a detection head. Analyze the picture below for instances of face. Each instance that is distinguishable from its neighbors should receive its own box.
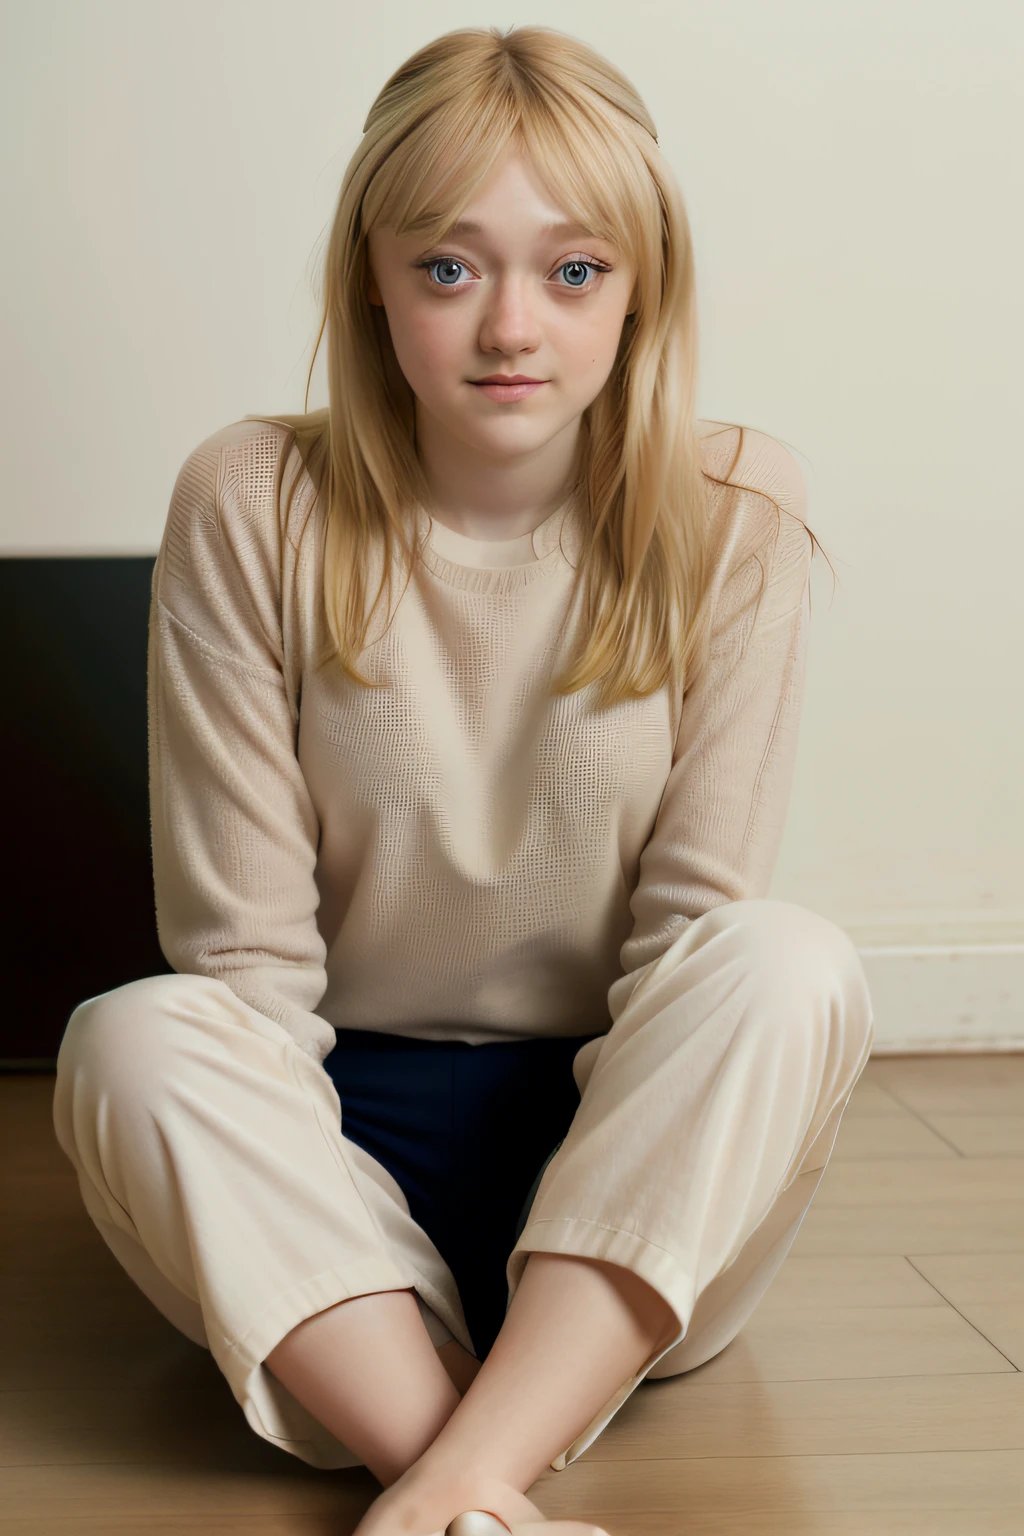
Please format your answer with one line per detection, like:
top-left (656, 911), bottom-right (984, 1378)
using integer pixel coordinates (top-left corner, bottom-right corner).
top-left (365, 146), bottom-right (637, 467)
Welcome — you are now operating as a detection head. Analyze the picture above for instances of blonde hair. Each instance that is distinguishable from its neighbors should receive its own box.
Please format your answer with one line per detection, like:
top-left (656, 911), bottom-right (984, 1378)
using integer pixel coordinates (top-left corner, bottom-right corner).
top-left (245, 24), bottom-right (829, 710)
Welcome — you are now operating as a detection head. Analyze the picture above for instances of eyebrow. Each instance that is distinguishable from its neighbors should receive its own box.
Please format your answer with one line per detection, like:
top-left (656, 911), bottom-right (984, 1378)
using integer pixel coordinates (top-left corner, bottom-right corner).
top-left (445, 218), bottom-right (599, 240)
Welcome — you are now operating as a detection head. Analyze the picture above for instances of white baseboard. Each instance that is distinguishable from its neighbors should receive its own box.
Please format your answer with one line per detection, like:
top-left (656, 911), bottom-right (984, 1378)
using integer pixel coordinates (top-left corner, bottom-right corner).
top-left (857, 945), bottom-right (1024, 1054)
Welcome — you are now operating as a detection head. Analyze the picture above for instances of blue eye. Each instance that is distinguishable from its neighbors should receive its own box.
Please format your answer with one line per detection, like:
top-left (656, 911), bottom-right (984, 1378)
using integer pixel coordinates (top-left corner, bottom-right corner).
top-left (424, 258), bottom-right (466, 286)
top-left (558, 260), bottom-right (592, 288)
top-left (418, 254), bottom-right (609, 291)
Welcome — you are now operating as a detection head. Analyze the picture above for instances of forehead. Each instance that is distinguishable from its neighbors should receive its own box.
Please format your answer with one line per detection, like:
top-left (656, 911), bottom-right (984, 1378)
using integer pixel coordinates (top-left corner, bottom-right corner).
top-left (442, 149), bottom-right (609, 240)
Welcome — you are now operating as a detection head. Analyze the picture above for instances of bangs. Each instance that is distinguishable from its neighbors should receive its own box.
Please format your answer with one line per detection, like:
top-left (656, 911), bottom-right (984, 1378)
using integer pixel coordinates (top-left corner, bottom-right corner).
top-left (360, 65), bottom-right (657, 269)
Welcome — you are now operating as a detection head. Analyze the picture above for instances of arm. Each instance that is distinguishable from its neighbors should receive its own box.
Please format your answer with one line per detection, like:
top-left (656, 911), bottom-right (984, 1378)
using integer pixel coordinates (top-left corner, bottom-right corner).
top-left (148, 423), bottom-right (336, 1065)
top-left (610, 428), bottom-right (814, 1023)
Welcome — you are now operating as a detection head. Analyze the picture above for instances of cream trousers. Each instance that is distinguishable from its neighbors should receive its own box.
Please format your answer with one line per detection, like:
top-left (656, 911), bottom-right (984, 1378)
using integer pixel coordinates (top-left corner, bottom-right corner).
top-left (52, 897), bottom-right (874, 1472)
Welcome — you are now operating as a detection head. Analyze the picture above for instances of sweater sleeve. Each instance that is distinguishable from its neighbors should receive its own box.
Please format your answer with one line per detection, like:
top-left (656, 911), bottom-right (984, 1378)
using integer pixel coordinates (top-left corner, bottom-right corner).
top-left (609, 429), bottom-right (814, 1025)
top-left (147, 424), bottom-right (336, 1066)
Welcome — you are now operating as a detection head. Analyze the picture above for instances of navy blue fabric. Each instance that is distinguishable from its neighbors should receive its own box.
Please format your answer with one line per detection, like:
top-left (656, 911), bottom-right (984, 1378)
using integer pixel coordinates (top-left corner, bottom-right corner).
top-left (321, 1027), bottom-right (603, 1359)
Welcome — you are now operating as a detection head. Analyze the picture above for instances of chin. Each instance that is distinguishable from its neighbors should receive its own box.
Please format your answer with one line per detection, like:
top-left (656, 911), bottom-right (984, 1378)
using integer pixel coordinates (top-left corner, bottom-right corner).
top-left (453, 421), bottom-right (555, 457)
top-left (482, 431), bottom-right (557, 460)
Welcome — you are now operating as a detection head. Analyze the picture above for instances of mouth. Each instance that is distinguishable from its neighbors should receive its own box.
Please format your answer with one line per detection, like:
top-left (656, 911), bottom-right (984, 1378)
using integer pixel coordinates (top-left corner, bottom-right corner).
top-left (469, 375), bottom-right (549, 401)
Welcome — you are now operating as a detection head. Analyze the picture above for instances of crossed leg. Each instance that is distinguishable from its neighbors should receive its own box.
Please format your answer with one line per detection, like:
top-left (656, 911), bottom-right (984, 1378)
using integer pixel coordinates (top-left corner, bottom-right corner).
top-left (272, 898), bottom-right (875, 1532)
top-left (53, 897), bottom-right (872, 1535)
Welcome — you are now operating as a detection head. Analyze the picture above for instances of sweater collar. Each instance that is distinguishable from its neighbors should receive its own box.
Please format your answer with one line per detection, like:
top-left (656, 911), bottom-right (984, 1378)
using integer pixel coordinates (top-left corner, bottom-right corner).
top-left (412, 494), bottom-right (584, 588)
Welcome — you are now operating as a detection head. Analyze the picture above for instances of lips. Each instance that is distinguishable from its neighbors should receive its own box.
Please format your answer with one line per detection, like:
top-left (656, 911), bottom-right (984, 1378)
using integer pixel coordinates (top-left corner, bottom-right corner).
top-left (471, 375), bottom-right (546, 384)
top-left (471, 379), bottom-right (547, 404)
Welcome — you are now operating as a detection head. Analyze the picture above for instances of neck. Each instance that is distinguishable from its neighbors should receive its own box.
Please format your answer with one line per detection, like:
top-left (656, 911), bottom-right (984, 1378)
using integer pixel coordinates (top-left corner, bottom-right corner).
top-left (414, 404), bottom-right (582, 541)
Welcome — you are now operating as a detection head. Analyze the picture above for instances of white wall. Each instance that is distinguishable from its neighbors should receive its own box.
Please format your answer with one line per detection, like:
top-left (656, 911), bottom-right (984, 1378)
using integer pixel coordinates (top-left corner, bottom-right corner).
top-left (3, 1), bottom-right (1022, 1045)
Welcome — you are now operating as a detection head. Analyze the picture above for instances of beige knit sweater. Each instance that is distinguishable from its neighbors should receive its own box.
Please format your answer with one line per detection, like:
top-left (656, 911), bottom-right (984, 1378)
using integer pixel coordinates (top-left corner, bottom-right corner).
top-left (148, 417), bottom-right (814, 1066)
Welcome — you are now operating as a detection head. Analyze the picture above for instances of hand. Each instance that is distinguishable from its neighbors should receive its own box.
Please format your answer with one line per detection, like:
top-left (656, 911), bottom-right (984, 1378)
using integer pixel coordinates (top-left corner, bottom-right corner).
top-left (350, 1470), bottom-right (612, 1536)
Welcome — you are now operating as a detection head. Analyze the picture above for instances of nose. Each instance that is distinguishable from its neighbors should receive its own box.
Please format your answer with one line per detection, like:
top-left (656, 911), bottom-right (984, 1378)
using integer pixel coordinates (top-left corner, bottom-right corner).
top-left (476, 271), bottom-right (542, 358)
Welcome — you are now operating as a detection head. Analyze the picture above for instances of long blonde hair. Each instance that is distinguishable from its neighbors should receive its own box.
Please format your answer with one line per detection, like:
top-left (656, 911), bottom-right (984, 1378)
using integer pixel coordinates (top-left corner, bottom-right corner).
top-left (245, 24), bottom-right (829, 710)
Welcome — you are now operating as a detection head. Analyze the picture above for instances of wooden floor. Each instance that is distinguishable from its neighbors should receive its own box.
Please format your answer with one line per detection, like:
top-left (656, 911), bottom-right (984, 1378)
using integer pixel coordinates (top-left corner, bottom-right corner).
top-left (1, 1055), bottom-right (1022, 1535)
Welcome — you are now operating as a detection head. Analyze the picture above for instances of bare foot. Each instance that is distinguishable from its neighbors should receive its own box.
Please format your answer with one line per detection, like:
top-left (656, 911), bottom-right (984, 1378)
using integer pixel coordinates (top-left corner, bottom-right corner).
top-left (350, 1469), bottom-right (610, 1536)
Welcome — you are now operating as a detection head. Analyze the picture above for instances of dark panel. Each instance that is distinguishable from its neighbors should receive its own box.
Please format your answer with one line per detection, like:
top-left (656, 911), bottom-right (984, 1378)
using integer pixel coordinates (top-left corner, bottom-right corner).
top-left (1, 558), bottom-right (173, 1064)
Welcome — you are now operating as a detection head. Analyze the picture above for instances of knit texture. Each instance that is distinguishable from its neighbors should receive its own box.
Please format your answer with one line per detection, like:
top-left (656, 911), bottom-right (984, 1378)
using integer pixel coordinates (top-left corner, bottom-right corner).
top-left (148, 417), bottom-right (813, 1066)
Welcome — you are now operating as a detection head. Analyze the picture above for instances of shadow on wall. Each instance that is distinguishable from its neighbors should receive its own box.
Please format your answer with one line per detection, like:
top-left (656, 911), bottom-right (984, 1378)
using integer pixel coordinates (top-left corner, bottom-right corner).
top-left (2, 557), bottom-right (173, 1067)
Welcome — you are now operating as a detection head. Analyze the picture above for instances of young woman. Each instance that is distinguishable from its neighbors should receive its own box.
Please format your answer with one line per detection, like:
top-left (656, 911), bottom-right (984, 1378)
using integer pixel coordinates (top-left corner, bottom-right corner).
top-left (53, 24), bottom-right (874, 1536)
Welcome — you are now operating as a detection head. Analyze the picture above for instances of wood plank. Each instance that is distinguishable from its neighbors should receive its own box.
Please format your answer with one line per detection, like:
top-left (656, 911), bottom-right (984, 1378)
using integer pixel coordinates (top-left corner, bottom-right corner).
top-left (551, 1513), bottom-right (1024, 1536)
top-left (587, 1372), bottom-right (1024, 1459)
top-left (814, 1157), bottom-right (1024, 1205)
top-left (923, 1116), bottom-right (1024, 1155)
top-left (0, 1168), bottom-right (89, 1222)
top-left (907, 1252), bottom-right (1024, 1368)
top-left (0, 1520), bottom-right (342, 1536)
top-left (676, 1303), bottom-right (1013, 1383)
top-left (880, 1084), bottom-right (1024, 1117)
top-left (0, 1386), bottom-right (269, 1469)
top-left (530, 1450), bottom-right (1024, 1519)
top-left (0, 1521), bottom-right (342, 1536)
top-left (0, 1281), bottom-right (221, 1392)
top-left (911, 1252), bottom-right (1024, 1305)
top-left (0, 1462), bottom-right (375, 1524)
top-left (946, 1307), bottom-right (1024, 1369)
top-left (8, 1374), bottom-right (1016, 1472)
top-left (4, 1453), bottom-right (1024, 1532)
top-left (864, 1056), bottom-right (1024, 1088)
top-left (791, 1200), bottom-right (1024, 1255)
top-left (829, 1113), bottom-right (959, 1161)
top-left (756, 1253), bottom-right (964, 1310)
top-left (0, 1076), bottom-right (66, 1173)
top-left (838, 1080), bottom-right (911, 1117)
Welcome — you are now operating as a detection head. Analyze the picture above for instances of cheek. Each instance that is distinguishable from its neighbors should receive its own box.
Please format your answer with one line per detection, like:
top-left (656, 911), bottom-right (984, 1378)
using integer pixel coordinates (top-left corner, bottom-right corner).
top-left (562, 305), bottom-right (626, 379)
top-left (390, 301), bottom-right (463, 383)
